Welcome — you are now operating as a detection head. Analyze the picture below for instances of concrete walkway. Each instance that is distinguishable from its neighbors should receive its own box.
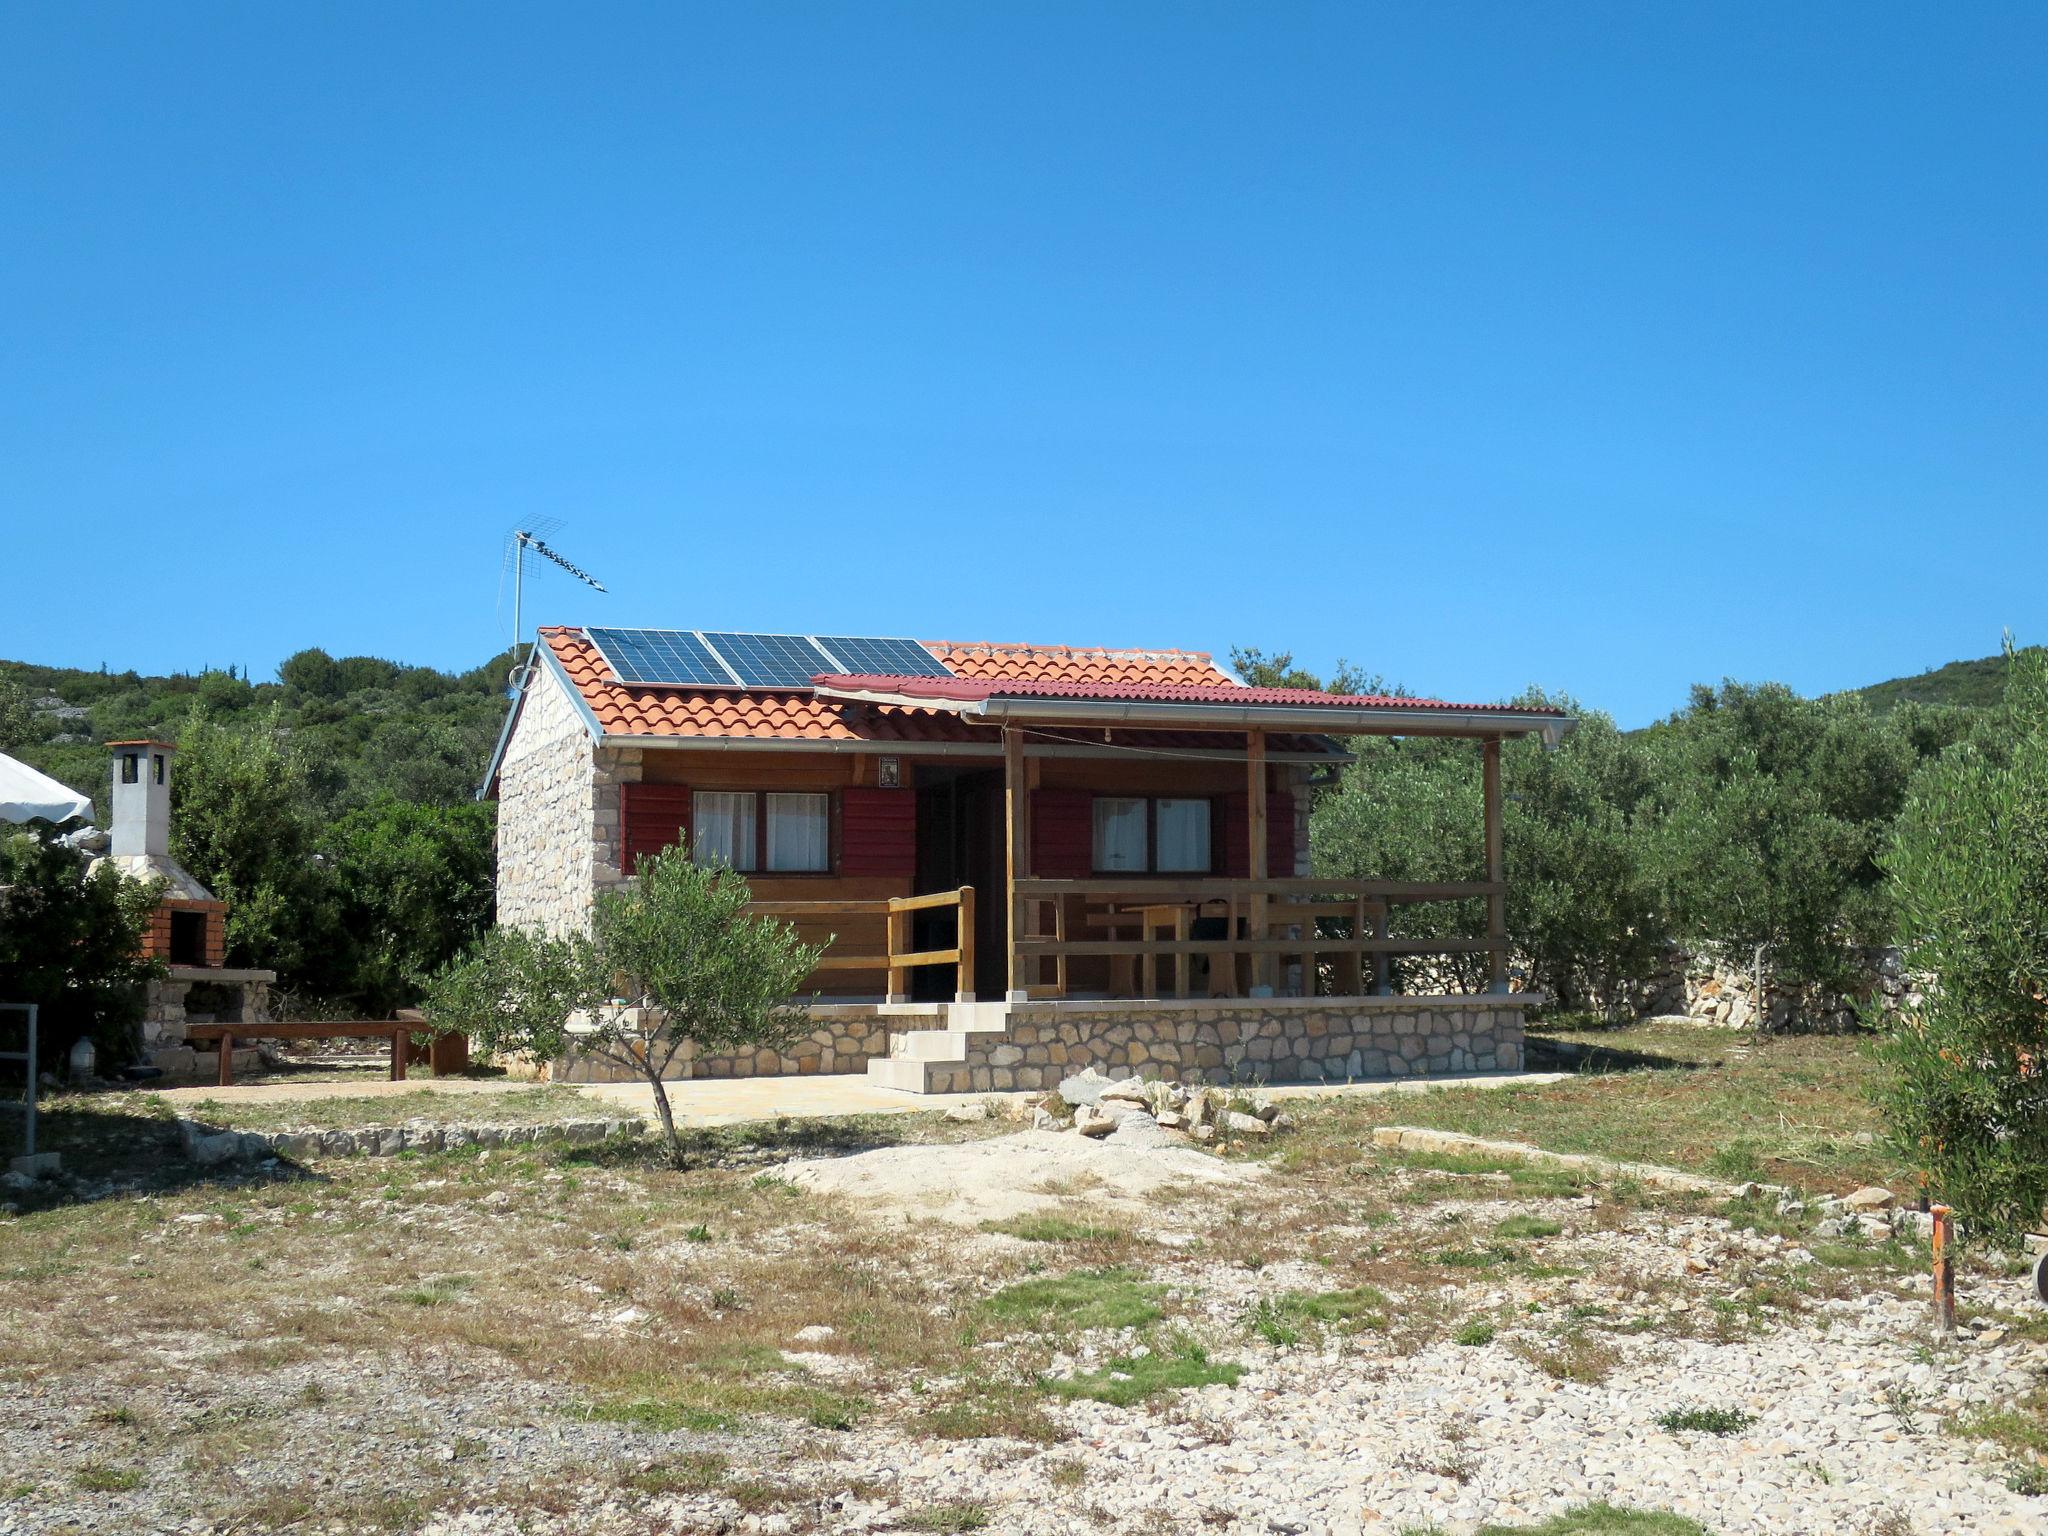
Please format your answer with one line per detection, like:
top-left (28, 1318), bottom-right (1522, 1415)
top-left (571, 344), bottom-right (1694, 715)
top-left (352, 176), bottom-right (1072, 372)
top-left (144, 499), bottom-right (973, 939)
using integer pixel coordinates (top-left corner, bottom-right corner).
top-left (148, 1068), bottom-right (1568, 1129)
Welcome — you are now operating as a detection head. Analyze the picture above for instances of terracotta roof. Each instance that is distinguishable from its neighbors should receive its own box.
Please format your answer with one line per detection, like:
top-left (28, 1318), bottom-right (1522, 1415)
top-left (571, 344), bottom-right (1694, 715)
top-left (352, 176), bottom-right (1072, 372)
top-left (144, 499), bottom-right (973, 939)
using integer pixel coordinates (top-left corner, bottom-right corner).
top-left (534, 628), bottom-right (1343, 750)
top-left (928, 641), bottom-right (1233, 688)
top-left (810, 674), bottom-right (1563, 715)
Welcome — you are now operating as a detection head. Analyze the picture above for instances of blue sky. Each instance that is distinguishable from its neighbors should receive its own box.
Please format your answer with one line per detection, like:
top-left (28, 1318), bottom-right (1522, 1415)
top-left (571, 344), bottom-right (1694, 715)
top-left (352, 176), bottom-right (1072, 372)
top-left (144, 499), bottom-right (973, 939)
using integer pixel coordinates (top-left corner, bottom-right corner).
top-left (3, 3), bottom-right (2041, 726)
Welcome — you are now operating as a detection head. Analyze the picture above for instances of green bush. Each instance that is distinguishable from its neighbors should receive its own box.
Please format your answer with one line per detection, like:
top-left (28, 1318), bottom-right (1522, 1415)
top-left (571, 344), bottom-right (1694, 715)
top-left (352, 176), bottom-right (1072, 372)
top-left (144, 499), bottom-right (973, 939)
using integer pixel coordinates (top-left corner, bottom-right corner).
top-left (0, 829), bottom-right (157, 1071)
top-left (1876, 643), bottom-right (2048, 1244)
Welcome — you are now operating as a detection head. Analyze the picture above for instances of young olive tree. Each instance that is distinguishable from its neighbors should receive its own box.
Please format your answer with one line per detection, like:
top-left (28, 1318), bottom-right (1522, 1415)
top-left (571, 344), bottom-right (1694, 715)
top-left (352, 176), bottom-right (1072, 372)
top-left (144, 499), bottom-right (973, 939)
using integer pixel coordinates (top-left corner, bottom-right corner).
top-left (1875, 643), bottom-right (2048, 1245)
top-left (426, 847), bottom-right (822, 1164)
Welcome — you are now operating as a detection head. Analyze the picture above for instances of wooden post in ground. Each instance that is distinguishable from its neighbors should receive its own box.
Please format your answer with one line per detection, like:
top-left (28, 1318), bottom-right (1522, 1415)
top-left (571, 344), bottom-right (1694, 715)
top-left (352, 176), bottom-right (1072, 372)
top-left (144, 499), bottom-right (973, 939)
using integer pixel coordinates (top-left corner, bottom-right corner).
top-left (217, 1030), bottom-right (234, 1087)
top-left (1247, 729), bottom-right (1268, 991)
top-left (1004, 727), bottom-right (1028, 999)
top-left (1483, 736), bottom-right (1507, 994)
top-left (954, 885), bottom-right (976, 1002)
top-left (886, 902), bottom-right (911, 1003)
top-left (1931, 1205), bottom-right (1956, 1335)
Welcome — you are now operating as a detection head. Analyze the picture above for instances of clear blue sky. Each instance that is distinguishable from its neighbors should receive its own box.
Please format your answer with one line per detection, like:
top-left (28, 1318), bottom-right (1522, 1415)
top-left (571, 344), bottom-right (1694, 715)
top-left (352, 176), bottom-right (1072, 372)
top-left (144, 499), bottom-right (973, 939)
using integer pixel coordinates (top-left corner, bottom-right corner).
top-left (4, 3), bottom-right (2041, 726)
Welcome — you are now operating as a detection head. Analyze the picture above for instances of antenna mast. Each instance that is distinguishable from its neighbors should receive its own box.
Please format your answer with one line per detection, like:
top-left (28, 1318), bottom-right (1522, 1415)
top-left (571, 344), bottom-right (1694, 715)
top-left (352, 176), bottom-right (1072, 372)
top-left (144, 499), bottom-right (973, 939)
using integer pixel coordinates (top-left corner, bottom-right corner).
top-left (511, 530), bottom-right (608, 682)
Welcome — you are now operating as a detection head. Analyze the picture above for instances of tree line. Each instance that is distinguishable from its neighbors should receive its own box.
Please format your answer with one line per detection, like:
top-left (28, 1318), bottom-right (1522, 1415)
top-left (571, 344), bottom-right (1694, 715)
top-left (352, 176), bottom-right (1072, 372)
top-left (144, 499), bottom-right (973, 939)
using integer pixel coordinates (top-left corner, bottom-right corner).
top-left (1232, 645), bottom-right (2008, 1016)
top-left (0, 648), bottom-right (508, 1032)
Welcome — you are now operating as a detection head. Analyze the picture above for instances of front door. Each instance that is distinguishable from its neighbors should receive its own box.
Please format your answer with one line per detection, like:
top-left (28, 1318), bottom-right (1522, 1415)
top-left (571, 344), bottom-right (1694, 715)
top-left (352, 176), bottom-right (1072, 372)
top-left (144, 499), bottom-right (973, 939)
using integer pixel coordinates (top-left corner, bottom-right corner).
top-left (913, 767), bottom-right (1006, 999)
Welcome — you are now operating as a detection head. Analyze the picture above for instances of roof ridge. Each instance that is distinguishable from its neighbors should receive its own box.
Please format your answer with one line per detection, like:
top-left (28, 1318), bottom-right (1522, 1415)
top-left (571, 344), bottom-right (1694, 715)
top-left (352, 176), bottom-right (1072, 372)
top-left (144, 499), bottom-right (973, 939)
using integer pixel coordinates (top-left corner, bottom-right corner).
top-left (927, 639), bottom-right (1214, 661)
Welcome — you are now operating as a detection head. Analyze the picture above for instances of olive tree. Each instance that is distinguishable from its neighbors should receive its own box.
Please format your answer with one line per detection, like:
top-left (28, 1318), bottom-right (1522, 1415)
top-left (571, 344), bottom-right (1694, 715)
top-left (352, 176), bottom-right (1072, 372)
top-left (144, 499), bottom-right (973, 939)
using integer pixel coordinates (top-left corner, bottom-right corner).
top-left (1874, 644), bottom-right (2048, 1244)
top-left (426, 848), bottom-right (822, 1164)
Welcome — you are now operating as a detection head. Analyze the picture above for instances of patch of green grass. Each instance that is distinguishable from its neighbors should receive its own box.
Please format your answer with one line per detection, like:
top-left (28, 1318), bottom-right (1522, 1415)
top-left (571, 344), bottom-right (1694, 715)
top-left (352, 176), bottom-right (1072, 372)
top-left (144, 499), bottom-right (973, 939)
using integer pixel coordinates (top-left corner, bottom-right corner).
top-left (1474, 1506), bottom-right (1712, 1536)
top-left (397, 1273), bottom-right (474, 1307)
top-left (1248, 1286), bottom-right (1391, 1344)
top-left (73, 1462), bottom-right (144, 1493)
top-left (1453, 1321), bottom-right (1497, 1347)
top-left (1433, 1245), bottom-right (1519, 1271)
top-left (681, 1224), bottom-right (713, 1242)
top-left (571, 1398), bottom-right (746, 1434)
top-left (620, 1452), bottom-right (727, 1494)
top-left (1656, 1405), bottom-right (1757, 1436)
top-left (980, 1213), bottom-right (1129, 1244)
top-left (1947, 1393), bottom-right (2048, 1457)
top-left (1706, 1141), bottom-right (1767, 1181)
top-left (902, 1501), bottom-right (991, 1533)
top-left (984, 1268), bottom-right (1165, 1332)
top-left (1516, 1331), bottom-right (1621, 1385)
top-left (912, 1387), bottom-right (1065, 1445)
top-left (1246, 1297), bottom-right (1303, 1346)
top-left (1043, 1340), bottom-right (1242, 1406)
top-left (1494, 1215), bottom-right (1563, 1240)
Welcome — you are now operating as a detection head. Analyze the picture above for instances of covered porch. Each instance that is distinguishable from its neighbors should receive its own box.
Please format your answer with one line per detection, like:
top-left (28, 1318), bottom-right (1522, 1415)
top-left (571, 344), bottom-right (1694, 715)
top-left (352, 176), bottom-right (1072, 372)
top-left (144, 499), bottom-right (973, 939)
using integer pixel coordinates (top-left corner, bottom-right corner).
top-left (773, 677), bottom-right (1571, 1006)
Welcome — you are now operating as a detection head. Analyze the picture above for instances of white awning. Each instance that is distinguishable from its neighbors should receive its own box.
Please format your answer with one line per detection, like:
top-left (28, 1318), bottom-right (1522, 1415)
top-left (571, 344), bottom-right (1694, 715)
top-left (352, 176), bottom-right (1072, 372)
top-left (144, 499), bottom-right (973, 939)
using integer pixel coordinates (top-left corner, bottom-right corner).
top-left (0, 752), bottom-right (94, 826)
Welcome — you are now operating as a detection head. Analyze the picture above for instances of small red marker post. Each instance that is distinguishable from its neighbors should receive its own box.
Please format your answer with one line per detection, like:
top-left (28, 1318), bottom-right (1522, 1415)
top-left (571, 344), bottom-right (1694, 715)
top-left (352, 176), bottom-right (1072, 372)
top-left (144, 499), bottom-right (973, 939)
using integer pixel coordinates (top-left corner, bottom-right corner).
top-left (1930, 1204), bottom-right (1956, 1336)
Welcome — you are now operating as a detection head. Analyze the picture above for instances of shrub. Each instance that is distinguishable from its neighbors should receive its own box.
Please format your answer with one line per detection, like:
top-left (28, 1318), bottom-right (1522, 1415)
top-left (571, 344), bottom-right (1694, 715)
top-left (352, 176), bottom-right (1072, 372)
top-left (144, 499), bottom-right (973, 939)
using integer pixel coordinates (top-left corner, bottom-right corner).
top-left (1875, 643), bottom-right (2048, 1244)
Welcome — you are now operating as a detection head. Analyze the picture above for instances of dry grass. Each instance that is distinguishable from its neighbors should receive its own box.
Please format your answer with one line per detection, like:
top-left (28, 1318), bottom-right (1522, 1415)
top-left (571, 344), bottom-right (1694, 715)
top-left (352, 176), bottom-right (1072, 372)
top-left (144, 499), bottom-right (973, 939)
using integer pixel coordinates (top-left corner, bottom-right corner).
top-left (1285, 1021), bottom-right (1909, 1195)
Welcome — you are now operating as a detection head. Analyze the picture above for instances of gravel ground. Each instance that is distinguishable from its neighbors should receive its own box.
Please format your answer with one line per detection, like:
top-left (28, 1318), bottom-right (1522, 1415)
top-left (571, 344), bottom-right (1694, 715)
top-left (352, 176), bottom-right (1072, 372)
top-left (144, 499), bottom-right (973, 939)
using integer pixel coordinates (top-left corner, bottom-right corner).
top-left (3, 1111), bottom-right (2043, 1536)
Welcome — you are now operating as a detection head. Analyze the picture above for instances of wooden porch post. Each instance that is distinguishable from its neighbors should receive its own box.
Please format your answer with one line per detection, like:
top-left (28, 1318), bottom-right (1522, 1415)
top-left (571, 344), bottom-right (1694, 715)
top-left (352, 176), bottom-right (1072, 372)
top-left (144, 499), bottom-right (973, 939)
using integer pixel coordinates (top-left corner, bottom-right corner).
top-left (1483, 736), bottom-right (1507, 993)
top-left (1004, 726), bottom-right (1029, 999)
top-left (1247, 729), bottom-right (1268, 991)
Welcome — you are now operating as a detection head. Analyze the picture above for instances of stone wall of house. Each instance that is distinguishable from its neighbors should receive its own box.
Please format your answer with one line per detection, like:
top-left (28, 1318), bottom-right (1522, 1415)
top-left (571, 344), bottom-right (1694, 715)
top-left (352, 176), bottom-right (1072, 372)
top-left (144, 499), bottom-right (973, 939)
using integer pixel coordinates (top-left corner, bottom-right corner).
top-left (953, 998), bottom-right (1527, 1093)
top-left (550, 1005), bottom-right (896, 1083)
top-left (496, 663), bottom-right (599, 935)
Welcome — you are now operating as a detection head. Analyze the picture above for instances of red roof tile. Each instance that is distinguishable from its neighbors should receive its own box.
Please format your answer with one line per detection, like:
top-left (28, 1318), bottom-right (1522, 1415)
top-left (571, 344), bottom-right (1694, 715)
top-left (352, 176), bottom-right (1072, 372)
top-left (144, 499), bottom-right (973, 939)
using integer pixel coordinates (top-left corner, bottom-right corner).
top-left (538, 628), bottom-right (1347, 748)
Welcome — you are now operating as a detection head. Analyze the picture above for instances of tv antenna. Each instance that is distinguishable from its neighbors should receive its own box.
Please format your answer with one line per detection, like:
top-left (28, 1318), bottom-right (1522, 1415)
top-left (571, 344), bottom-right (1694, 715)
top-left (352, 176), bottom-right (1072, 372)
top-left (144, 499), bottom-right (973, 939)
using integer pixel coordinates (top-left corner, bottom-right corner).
top-left (506, 527), bottom-right (607, 682)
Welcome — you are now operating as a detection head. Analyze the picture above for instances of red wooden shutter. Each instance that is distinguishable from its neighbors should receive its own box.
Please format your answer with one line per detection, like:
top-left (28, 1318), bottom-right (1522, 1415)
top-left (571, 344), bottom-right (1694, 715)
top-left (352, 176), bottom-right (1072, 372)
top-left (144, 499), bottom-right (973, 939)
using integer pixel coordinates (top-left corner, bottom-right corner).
top-left (621, 783), bottom-right (693, 874)
top-left (840, 787), bottom-right (916, 877)
top-left (1030, 789), bottom-right (1093, 878)
top-left (1219, 791), bottom-right (1295, 878)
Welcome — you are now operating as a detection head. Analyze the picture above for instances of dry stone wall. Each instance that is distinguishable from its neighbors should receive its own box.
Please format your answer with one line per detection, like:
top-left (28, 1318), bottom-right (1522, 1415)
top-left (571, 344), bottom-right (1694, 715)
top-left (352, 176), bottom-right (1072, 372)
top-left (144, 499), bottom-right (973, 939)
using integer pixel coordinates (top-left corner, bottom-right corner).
top-left (952, 998), bottom-right (1528, 1094)
top-left (1633, 945), bottom-right (1914, 1033)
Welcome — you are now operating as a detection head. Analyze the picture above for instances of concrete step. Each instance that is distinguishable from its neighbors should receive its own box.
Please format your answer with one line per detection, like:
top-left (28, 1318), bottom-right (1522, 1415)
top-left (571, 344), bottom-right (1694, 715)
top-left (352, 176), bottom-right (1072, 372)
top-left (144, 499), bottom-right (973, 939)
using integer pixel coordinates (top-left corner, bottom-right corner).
top-left (942, 1000), bottom-right (1013, 1034)
top-left (865, 1056), bottom-right (971, 1094)
top-left (890, 1028), bottom-right (974, 1062)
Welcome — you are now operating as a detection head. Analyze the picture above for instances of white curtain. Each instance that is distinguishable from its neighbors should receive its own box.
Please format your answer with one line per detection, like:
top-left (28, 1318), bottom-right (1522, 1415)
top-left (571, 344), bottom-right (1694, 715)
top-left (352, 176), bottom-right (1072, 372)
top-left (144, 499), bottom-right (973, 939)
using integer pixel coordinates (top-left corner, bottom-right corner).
top-left (1092, 796), bottom-right (1148, 872)
top-left (1155, 798), bottom-right (1211, 872)
top-left (766, 792), bottom-right (830, 871)
top-left (692, 791), bottom-right (757, 870)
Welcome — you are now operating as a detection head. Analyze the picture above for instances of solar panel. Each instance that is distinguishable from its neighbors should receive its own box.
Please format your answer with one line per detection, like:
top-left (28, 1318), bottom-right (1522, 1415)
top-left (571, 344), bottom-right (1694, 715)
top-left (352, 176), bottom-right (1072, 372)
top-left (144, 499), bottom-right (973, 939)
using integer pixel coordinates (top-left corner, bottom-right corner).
top-left (585, 628), bottom-right (736, 688)
top-left (701, 631), bottom-right (838, 689)
top-left (813, 636), bottom-right (953, 678)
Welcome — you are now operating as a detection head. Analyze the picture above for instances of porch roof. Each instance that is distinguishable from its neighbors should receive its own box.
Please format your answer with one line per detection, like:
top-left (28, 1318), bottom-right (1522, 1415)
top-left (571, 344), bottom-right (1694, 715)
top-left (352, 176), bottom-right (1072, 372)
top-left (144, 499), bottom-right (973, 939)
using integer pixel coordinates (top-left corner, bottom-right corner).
top-left (810, 674), bottom-right (1573, 743)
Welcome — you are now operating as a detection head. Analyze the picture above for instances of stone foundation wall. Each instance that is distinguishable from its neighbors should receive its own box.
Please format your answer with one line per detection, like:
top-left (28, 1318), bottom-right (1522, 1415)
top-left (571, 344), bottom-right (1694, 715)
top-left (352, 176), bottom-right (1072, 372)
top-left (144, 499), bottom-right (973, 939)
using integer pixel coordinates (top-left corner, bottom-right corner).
top-left (958, 998), bottom-right (1528, 1094)
top-left (496, 663), bottom-right (598, 936)
top-left (552, 1005), bottom-right (898, 1084)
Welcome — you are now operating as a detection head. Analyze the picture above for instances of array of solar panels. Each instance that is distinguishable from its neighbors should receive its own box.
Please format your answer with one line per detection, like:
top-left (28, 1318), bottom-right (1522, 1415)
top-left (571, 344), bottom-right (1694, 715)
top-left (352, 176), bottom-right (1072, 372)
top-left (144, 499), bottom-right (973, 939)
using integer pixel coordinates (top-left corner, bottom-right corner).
top-left (584, 628), bottom-right (955, 689)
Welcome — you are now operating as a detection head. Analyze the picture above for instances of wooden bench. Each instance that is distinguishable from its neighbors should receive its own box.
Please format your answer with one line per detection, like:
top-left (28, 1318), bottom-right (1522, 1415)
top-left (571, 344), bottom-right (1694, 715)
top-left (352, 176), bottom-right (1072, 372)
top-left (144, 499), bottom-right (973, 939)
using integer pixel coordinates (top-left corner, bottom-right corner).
top-left (181, 1019), bottom-right (467, 1087)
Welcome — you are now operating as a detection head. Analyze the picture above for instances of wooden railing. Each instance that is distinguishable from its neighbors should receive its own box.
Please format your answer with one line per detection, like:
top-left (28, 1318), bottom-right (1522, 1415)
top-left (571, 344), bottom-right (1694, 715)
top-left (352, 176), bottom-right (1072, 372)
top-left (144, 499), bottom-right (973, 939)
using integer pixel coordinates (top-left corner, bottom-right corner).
top-left (747, 886), bottom-right (976, 1001)
top-left (1009, 877), bottom-right (1502, 1000)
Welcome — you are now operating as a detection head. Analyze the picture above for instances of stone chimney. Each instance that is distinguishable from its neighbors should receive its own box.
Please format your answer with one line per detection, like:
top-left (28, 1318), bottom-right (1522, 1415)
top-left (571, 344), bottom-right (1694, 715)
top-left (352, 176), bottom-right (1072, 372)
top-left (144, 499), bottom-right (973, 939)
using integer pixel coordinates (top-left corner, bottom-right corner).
top-left (98, 738), bottom-right (225, 967)
top-left (109, 740), bottom-right (174, 859)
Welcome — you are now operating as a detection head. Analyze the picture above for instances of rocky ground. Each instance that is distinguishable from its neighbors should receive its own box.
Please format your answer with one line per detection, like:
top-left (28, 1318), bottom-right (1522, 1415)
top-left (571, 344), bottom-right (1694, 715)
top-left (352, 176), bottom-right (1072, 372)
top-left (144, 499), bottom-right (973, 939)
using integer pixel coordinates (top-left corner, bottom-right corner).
top-left (2, 1074), bottom-right (2044, 1536)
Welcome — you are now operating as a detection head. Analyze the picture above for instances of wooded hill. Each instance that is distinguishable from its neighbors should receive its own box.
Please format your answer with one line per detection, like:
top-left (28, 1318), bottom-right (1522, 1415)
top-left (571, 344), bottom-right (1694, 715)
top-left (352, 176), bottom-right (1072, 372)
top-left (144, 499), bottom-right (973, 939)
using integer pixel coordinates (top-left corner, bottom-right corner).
top-left (1838, 646), bottom-right (2045, 715)
top-left (0, 648), bottom-right (518, 816)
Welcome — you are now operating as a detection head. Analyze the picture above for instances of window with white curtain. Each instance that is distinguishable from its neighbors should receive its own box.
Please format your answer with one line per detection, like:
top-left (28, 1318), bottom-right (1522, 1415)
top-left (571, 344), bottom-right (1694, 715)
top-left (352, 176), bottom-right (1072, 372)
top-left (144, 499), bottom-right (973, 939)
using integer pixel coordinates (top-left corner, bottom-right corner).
top-left (765, 792), bottom-right (830, 872)
top-left (691, 791), bottom-right (757, 871)
top-left (1155, 798), bottom-right (1212, 872)
top-left (1092, 797), bottom-right (1149, 872)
